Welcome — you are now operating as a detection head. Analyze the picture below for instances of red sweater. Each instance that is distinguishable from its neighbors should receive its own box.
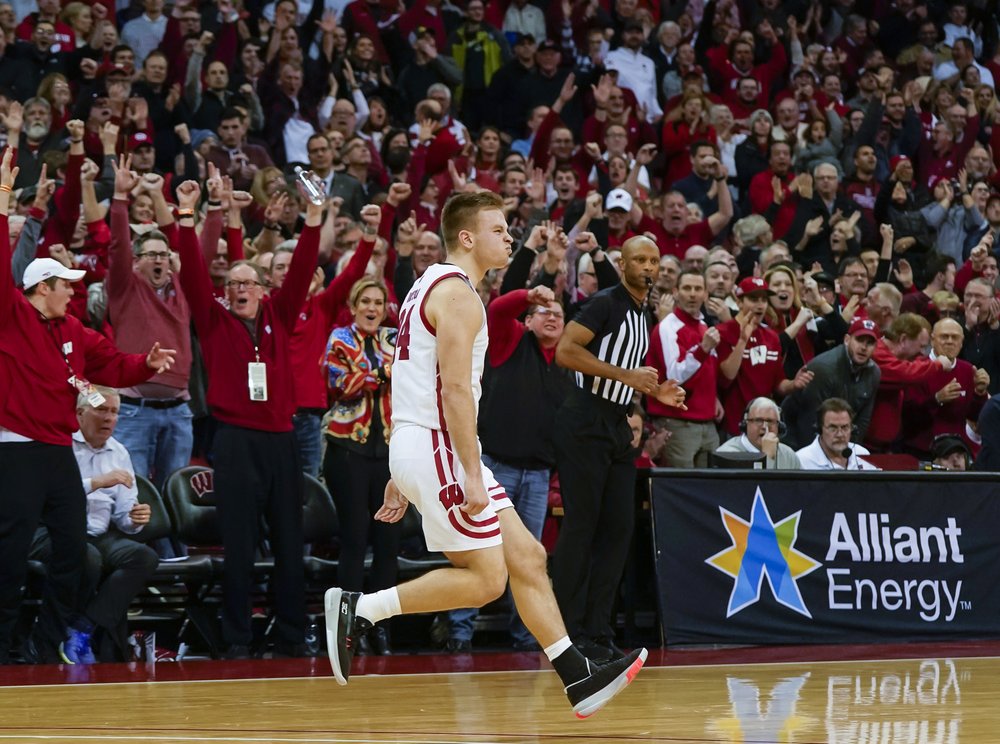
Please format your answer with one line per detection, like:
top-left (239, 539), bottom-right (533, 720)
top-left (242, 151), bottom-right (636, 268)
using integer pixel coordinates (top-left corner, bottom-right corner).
top-left (106, 199), bottom-right (192, 392)
top-left (715, 320), bottom-right (785, 435)
top-left (176, 221), bottom-right (319, 432)
top-left (636, 215), bottom-right (714, 258)
top-left (901, 357), bottom-right (986, 455)
top-left (865, 340), bottom-right (944, 450)
top-left (646, 308), bottom-right (717, 421)
top-left (0, 215), bottom-right (153, 445)
top-left (290, 237), bottom-right (374, 410)
top-left (749, 169), bottom-right (797, 239)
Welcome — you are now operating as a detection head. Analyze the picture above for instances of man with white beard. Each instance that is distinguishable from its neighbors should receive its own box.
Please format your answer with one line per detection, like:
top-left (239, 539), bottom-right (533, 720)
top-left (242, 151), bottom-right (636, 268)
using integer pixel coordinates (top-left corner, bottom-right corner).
top-left (13, 98), bottom-right (60, 188)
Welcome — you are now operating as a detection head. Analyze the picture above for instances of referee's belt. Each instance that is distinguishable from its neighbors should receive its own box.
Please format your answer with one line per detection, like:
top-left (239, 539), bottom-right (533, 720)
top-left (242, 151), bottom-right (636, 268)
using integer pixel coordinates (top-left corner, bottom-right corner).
top-left (120, 396), bottom-right (187, 410)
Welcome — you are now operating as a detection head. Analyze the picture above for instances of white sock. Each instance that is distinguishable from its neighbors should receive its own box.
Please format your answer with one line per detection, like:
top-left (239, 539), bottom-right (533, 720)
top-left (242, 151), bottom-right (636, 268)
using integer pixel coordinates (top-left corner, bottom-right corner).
top-left (543, 636), bottom-right (573, 662)
top-left (355, 588), bottom-right (402, 625)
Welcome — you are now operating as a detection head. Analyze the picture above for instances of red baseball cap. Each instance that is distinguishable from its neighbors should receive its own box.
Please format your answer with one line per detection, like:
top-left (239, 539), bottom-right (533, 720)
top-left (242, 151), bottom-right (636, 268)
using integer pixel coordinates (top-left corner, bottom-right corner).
top-left (734, 276), bottom-right (774, 297)
top-left (848, 317), bottom-right (881, 340)
top-left (128, 131), bottom-right (154, 151)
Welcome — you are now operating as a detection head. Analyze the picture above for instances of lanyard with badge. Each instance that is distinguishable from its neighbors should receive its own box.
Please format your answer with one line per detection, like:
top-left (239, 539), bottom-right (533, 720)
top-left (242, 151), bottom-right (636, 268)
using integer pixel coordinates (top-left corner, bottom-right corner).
top-left (243, 320), bottom-right (268, 402)
top-left (42, 313), bottom-right (106, 407)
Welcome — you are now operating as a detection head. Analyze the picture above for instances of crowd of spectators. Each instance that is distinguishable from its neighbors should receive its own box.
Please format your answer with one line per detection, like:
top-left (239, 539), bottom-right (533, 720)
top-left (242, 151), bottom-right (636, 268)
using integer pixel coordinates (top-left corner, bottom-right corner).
top-left (5, 0), bottom-right (1000, 660)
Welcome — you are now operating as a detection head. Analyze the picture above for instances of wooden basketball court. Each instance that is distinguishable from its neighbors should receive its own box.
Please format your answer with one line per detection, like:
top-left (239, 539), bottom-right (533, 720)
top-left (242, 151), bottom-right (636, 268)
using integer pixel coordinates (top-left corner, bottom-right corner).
top-left (0, 641), bottom-right (993, 742)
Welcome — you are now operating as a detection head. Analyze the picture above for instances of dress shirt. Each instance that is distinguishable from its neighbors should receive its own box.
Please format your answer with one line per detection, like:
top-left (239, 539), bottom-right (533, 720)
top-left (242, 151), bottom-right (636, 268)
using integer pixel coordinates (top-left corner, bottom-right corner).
top-left (796, 436), bottom-right (879, 470)
top-left (72, 431), bottom-right (141, 537)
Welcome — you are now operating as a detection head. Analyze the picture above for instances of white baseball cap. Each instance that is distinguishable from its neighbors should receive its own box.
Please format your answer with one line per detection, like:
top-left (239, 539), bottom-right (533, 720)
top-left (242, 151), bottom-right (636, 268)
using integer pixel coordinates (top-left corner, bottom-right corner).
top-left (22, 258), bottom-right (85, 289)
top-left (605, 188), bottom-right (633, 212)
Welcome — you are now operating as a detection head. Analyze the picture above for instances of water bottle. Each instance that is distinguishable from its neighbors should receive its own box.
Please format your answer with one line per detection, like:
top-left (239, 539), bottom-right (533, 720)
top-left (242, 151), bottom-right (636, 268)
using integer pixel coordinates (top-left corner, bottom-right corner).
top-left (294, 166), bottom-right (326, 206)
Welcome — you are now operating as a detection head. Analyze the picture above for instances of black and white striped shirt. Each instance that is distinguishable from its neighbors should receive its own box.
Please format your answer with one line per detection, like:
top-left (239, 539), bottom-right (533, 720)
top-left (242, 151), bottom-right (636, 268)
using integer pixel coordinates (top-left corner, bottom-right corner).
top-left (571, 284), bottom-right (650, 406)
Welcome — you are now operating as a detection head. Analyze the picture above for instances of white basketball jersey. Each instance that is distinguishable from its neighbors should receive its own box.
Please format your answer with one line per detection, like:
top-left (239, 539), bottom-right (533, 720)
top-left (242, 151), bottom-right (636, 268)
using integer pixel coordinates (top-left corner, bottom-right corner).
top-left (391, 263), bottom-right (488, 432)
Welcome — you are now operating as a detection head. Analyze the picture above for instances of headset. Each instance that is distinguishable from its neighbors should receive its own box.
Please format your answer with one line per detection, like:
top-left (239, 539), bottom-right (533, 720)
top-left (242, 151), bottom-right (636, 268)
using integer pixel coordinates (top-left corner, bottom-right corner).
top-left (740, 398), bottom-right (787, 437)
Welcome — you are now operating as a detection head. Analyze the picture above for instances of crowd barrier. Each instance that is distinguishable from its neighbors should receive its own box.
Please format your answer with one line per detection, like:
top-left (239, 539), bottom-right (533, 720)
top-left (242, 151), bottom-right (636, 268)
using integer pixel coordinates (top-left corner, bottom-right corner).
top-left (648, 470), bottom-right (1000, 645)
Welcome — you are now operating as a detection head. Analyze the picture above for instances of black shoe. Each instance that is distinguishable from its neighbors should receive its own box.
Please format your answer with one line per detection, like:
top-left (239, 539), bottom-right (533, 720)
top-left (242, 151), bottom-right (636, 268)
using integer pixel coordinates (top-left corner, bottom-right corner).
top-left (429, 614), bottom-right (449, 647)
top-left (370, 625), bottom-right (392, 656)
top-left (222, 644), bottom-right (251, 660)
top-left (444, 638), bottom-right (471, 653)
top-left (573, 638), bottom-right (613, 663)
top-left (324, 588), bottom-right (370, 685)
top-left (565, 647), bottom-right (647, 719)
top-left (355, 632), bottom-right (373, 656)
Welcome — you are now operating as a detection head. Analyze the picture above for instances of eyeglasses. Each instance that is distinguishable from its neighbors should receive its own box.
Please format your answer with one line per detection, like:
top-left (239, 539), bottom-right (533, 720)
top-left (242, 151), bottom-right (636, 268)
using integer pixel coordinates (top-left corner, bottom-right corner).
top-left (823, 424), bottom-right (852, 433)
top-left (225, 280), bottom-right (262, 290)
top-left (140, 251), bottom-right (171, 260)
top-left (531, 308), bottom-right (564, 318)
top-left (746, 418), bottom-right (778, 427)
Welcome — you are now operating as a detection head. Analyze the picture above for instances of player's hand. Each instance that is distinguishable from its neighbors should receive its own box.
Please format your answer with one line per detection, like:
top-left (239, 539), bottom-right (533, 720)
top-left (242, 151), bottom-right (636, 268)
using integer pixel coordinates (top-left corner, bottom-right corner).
top-left (459, 477), bottom-right (489, 517)
top-left (375, 479), bottom-right (409, 523)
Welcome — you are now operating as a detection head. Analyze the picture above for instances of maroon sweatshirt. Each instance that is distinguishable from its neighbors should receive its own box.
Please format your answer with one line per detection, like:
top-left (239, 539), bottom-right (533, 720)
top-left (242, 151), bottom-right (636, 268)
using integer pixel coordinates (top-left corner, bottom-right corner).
top-left (106, 199), bottom-right (192, 393)
top-left (175, 220), bottom-right (319, 432)
top-left (0, 214), bottom-right (153, 445)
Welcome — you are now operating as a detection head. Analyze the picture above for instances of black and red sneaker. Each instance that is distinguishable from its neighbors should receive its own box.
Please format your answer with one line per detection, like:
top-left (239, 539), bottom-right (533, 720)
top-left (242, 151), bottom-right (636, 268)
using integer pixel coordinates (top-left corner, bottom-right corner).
top-left (324, 588), bottom-right (371, 685)
top-left (565, 647), bottom-right (647, 719)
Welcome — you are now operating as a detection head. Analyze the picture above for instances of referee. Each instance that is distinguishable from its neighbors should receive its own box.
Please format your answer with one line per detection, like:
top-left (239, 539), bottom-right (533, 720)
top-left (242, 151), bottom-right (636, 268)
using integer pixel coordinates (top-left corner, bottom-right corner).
top-left (552, 235), bottom-right (684, 662)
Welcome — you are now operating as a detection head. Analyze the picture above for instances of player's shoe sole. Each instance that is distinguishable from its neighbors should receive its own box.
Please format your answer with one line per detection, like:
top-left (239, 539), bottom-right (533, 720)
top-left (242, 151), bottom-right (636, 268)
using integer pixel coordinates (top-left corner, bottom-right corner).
top-left (324, 587), bottom-right (362, 685)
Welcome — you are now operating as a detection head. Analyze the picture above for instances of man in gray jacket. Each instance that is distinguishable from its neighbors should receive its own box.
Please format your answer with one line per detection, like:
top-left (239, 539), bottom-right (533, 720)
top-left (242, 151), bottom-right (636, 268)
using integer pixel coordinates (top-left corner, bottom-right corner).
top-left (781, 317), bottom-right (882, 449)
top-left (715, 397), bottom-right (801, 469)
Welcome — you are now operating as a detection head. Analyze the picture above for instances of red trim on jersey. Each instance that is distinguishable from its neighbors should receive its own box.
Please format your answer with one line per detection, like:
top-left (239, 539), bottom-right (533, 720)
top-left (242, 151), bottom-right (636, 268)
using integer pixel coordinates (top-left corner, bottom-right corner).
top-left (457, 509), bottom-right (499, 528)
top-left (441, 430), bottom-right (456, 476)
top-left (418, 271), bottom-right (471, 336)
top-left (447, 511), bottom-right (502, 539)
top-left (434, 368), bottom-right (447, 431)
top-left (431, 430), bottom-right (449, 486)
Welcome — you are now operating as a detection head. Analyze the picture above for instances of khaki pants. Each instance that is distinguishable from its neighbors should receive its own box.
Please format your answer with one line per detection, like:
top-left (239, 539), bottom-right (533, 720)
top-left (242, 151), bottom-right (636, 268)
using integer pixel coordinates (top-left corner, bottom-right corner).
top-left (656, 418), bottom-right (720, 468)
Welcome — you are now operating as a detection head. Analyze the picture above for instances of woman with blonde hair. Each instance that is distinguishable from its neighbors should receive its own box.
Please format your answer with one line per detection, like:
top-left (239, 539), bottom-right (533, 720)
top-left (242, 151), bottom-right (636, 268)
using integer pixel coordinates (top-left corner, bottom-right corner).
top-left (764, 264), bottom-right (847, 378)
top-left (36, 73), bottom-right (72, 131)
top-left (60, 1), bottom-right (92, 47)
top-left (322, 277), bottom-right (399, 655)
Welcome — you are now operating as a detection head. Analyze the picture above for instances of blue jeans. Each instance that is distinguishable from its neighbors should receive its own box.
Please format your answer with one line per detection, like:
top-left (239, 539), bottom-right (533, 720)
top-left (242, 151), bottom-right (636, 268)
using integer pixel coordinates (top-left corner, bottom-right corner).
top-left (292, 411), bottom-right (323, 477)
top-left (114, 401), bottom-right (194, 491)
top-left (448, 454), bottom-right (550, 646)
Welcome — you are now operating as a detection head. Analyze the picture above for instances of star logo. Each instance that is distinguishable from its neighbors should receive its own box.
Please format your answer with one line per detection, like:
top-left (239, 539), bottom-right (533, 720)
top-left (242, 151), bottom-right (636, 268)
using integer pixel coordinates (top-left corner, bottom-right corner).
top-left (706, 488), bottom-right (821, 618)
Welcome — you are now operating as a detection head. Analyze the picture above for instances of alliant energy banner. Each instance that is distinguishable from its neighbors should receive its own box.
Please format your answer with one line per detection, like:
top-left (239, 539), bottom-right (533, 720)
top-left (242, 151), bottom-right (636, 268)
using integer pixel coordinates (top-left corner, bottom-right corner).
top-left (651, 472), bottom-right (1000, 645)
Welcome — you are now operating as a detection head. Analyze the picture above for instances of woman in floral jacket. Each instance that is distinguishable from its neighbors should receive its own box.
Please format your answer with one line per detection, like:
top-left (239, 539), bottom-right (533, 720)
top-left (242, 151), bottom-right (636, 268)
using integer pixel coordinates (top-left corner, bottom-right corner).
top-left (322, 278), bottom-right (399, 654)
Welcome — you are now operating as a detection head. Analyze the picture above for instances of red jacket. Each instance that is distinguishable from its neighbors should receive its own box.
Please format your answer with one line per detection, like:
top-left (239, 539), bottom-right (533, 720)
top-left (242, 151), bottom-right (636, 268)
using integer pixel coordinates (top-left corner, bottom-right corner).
top-left (647, 308), bottom-right (718, 421)
top-left (636, 215), bottom-right (714, 258)
top-left (865, 340), bottom-right (944, 450)
top-left (176, 221), bottom-right (319, 432)
top-left (706, 41), bottom-right (787, 108)
top-left (0, 214), bottom-right (153, 445)
top-left (749, 169), bottom-right (797, 239)
top-left (289, 237), bottom-right (374, 410)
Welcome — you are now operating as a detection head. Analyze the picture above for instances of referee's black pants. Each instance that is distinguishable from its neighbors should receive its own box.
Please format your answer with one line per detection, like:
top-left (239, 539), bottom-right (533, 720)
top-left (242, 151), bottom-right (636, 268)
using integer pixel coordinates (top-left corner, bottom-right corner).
top-left (0, 442), bottom-right (86, 663)
top-left (214, 425), bottom-right (305, 647)
top-left (551, 390), bottom-right (637, 642)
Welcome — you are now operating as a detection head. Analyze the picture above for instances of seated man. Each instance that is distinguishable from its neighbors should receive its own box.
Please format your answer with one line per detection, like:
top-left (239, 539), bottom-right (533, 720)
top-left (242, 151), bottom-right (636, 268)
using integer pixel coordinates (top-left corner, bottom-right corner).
top-left (715, 397), bottom-right (801, 469)
top-left (796, 398), bottom-right (880, 471)
top-left (29, 387), bottom-right (159, 664)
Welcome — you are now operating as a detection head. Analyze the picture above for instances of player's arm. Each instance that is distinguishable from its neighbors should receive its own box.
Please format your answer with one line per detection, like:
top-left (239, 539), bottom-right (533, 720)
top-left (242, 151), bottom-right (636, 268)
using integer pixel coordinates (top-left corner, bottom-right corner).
top-left (426, 278), bottom-right (490, 516)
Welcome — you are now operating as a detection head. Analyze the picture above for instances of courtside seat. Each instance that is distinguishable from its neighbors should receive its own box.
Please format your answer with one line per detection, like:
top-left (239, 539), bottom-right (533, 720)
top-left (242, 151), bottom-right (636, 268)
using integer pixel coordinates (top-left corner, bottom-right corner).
top-left (134, 474), bottom-right (213, 579)
top-left (302, 474), bottom-right (339, 583)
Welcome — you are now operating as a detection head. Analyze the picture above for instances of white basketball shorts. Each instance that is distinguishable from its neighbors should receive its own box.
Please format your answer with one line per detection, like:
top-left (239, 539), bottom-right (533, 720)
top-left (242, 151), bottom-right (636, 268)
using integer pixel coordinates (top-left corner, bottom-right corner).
top-left (389, 424), bottom-right (513, 552)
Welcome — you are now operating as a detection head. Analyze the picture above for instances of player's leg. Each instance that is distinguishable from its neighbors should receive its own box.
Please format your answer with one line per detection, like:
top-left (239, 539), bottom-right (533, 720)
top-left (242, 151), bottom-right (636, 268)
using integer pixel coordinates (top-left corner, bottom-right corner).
top-left (498, 506), bottom-right (648, 718)
top-left (325, 544), bottom-right (507, 685)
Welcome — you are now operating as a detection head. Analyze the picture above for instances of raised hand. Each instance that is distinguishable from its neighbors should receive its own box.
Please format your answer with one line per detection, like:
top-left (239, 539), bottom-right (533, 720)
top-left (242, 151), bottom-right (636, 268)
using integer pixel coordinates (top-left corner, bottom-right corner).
top-left (263, 190), bottom-right (288, 223)
top-left (146, 342), bottom-right (177, 373)
top-left (112, 154), bottom-right (140, 196)
top-left (139, 172), bottom-right (165, 194)
top-left (34, 163), bottom-right (56, 205)
top-left (48, 243), bottom-right (74, 269)
top-left (176, 180), bottom-right (202, 211)
top-left (2, 101), bottom-right (23, 133)
top-left (230, 190), bottom-right (253, 210)
top-left (387, 182), bottom-right (412, 207)
top-left (359, 203), bottom-right (381, 233)
top-left (0, 147), bottom-right (18, 193)
top-left (575, 231), bottom-right (599, 253)
top-left (526, 285), bottom-right (555, 306)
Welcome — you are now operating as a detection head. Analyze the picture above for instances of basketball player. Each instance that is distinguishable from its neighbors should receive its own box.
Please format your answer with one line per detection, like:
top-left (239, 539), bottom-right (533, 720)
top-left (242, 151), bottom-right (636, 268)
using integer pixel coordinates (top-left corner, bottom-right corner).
top-left (326, 192), bottom-right (670, 718)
